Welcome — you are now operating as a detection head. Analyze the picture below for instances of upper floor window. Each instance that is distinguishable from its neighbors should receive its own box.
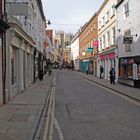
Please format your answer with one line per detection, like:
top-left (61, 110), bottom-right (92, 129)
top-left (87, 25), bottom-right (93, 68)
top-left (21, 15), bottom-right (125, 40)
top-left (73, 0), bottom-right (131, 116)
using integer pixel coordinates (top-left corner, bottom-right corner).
top-left (107, 31), bottom-right (110, 47)
top-left (124, 2), bottom-right (129, 19)
top-left (102, 16), bottom-right (105, 26)
top-left (99, 21), bottom-right (101, 29)
top-left (106, 11), bottom-right (109, 22)
top-left (103, 34), bottom-right (106, 49)
top-left (124, 29), bottom-right (131, 52)
top-left (99, 37), bottom-right (102, 50)
top-left (93, 23), bottom-right (96, 29)
top-left (111, 4), bottom-right (115, 17)
top-left (111, 26), bottom-right (116, 45)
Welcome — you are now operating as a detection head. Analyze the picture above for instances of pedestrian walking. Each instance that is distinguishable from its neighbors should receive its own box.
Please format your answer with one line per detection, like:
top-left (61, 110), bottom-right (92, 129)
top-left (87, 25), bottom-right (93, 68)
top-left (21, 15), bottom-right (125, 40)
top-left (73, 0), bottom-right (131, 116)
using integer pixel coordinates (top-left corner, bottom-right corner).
top-left (39, 68), bottom-right (43, 81)
top-left (86, 65), bottom-right (88, 75)
top-left (100, 65), bottom-right (104, 79)
top-left (109, 67), bottom-right (116, 84)
top-left (48, 63), bottom-right (52, 76)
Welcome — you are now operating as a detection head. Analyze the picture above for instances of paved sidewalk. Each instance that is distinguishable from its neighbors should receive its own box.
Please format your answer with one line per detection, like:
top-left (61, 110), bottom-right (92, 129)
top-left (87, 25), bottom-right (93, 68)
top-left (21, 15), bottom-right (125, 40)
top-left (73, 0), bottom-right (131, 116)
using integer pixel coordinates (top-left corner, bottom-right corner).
top-left (0, 73), bottom-right (54, 140)
top-left (75, 71), bottom-right (140, 102)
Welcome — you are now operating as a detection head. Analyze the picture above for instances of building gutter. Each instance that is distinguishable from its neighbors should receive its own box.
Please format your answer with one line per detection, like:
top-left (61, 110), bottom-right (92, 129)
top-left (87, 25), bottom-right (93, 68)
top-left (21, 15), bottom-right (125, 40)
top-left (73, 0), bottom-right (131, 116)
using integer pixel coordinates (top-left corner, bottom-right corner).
top-left (115, 0), bottom-right (124, 9)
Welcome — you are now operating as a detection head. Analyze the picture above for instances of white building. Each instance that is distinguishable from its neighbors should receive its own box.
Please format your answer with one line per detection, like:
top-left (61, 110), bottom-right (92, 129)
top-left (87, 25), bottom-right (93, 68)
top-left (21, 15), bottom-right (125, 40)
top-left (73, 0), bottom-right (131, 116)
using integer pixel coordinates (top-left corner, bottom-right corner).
top-left (71, 34), bottom-right (80, 71)
top-left (98, 0), bottom-right (118, 80)
top-left (5, 0), bottom-right (46, 101)
top-left (116, 0), bottom-right (140, 87)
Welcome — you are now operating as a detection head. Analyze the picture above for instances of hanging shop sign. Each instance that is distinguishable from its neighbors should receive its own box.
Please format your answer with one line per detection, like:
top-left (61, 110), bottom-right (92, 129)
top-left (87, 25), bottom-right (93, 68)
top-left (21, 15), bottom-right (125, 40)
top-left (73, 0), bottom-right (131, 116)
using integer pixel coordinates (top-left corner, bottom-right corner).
top-left (86, 48), bottom-right (93, 52)
top-left (123, 37), bottom-right (133, 44)
top-left (93, 41), bottom-right (99, 47)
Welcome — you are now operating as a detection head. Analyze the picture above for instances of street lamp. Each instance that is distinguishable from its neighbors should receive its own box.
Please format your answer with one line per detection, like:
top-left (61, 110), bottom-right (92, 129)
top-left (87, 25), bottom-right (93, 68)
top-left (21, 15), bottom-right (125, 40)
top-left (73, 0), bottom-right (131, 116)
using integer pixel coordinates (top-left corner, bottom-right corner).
top-left (46, 20), bottom-right (51, 25)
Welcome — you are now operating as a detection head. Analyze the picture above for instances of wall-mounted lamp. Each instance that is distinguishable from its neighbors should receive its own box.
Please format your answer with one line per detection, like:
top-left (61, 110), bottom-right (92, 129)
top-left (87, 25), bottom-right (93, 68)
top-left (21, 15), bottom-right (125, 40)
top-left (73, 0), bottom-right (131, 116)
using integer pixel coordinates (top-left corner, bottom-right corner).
top-left (118, 29), bottom-right (121, 32)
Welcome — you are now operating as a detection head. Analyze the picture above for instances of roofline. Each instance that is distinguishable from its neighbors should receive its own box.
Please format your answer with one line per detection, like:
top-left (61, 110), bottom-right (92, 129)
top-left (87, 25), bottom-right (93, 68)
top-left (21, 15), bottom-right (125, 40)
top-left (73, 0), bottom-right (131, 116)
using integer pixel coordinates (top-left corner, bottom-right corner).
top-left (38, 0), bottom-right (46, 21)
top-left (115, 0), bottom-right (124, 9)
top-left (97, 0), bottom-right (108, 14)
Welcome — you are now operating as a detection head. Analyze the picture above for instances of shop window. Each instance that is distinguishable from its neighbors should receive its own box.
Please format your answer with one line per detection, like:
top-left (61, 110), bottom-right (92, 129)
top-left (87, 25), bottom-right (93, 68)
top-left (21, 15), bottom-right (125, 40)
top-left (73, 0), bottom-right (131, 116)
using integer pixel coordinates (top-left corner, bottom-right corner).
top-left (11, 46), bottom-right (17, 85)
top-left (120, 64), bottom-right (133, 79)
top-left (137, 64), bottom-right (140, 80)
top-left (119, 58), bottom-right (134, 79)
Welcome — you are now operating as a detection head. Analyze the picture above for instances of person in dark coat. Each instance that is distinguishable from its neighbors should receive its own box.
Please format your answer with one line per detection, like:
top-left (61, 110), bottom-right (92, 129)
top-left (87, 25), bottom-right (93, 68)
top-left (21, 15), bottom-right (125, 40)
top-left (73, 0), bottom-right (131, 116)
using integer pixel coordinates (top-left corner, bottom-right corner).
top-left (100, 65), bottom-right (104, 79)
top-left (39, 69), bottom-right (43, 81)
top-left (109, 67), bottom-right (116, 84)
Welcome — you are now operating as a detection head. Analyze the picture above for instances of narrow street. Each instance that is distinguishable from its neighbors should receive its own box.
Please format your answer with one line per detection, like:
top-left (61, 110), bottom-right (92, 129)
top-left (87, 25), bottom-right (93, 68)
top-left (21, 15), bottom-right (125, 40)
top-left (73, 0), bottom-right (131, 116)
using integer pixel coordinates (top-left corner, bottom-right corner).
top-left (53, 70), bottom-right (140, 140)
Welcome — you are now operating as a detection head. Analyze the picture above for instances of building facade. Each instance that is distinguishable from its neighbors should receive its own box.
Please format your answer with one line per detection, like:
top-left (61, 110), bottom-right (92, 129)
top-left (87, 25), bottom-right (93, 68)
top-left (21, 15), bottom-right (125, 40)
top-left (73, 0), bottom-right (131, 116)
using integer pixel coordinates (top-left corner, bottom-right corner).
top-left (71, 33), bottom-right (80, 71)
top-left (79, 13), bottom-right (98, 75)
top-left (98, 0), bottom-right (118, 80)
top-left (5, 0), bottom-right (46, 101)
top-left (116, 0), bottom-right (140, 87)
top-left (63, 46), bottom-right (71, 66)
top-left (0, 0), bottom-right (10, 105)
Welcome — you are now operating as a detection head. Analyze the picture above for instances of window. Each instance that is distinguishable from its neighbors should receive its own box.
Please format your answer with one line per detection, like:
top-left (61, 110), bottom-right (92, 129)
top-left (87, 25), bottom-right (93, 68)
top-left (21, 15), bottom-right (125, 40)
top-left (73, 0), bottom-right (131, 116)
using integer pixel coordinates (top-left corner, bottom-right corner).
top-left (124, 29), bottom-right (131, 52)
top-left (138, 64), bottom-right (140, 80)
top-left (119, 58), bottom-right (134, 79)
top-left (11, 46), bottom-right (17, 85)
top-left (99, 20), bottom-right (101, 29)
top-left (107, 31), bottom-right (110, 47)
top-left (102, 16), bottom-right (105, 26)
top-left (103, 35), bottom-right (106, 49)
top-left (99, 37), bottom-right (102, 50)
top-left (93, 23), bottom-right (96, 29)
top-left (106, 11), bottom-right (109, 22)
top-left (112, 27), bottom-right (116, 44)
top-left (124, 2), bottom-right (129, 18)
top-left (120, 64), bottom-right (133, 79)
top-left (111, 4), bottom-right (115, 17)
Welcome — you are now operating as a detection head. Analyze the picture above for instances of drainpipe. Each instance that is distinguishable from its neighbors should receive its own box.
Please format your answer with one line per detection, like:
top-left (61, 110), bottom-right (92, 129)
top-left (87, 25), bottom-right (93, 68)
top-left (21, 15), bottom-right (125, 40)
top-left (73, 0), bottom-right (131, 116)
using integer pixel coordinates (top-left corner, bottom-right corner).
top-left (2, 0), bottom-right (10, 103)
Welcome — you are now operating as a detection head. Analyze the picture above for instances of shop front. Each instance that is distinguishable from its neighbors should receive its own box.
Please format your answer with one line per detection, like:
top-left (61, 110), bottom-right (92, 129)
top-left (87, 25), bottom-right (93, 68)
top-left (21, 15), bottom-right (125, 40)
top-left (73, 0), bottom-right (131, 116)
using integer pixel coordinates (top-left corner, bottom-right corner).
top-left (119, 56), bottom-right (140, 87)
top-left (99, 50), bottom-right (118, 80)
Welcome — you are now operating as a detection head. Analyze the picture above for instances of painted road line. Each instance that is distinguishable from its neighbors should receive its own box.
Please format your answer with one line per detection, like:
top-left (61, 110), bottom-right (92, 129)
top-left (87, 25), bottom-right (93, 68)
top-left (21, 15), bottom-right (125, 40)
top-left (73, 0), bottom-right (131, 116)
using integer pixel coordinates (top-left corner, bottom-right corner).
top-left (43, 88), bottom-right (53, 140)
top-left (43, 74), bottom-right (56, 140)
top-left (48, 87), bottom-right (55, 140)
top-left (54, 118), bottom-right (64, 140)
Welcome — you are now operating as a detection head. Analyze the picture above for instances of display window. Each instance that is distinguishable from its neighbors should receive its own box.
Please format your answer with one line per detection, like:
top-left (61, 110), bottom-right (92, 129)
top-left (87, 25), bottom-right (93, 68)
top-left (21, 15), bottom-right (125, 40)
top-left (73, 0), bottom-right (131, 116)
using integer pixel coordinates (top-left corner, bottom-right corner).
top-left (119, 58), bottom-right (134, 79)
top-left (138, 64), bottom-right (140, 80)
top-left (120, 64), bottom-right (133, 79)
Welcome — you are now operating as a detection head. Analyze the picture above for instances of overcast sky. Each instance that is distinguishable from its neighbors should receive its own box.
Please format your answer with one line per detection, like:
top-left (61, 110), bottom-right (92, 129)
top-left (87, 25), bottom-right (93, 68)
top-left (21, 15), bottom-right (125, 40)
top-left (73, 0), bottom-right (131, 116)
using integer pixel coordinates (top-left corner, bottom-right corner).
top-left (42, 0), bottom-right (104, 34)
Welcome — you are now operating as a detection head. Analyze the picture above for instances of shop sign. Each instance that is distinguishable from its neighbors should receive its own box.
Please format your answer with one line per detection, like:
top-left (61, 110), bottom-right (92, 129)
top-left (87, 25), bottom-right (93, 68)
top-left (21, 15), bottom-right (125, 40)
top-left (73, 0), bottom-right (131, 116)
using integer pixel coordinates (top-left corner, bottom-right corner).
top-left (86, 48), bottom-right (93, 52)
top-left (93, 41), bottom-right (98, 47)
top-left (123, 37), bottom-right (133, 44)
top-left (100, 52), bottom-right (115, 60)
top-left (120, 58), bottom-right (134, 64)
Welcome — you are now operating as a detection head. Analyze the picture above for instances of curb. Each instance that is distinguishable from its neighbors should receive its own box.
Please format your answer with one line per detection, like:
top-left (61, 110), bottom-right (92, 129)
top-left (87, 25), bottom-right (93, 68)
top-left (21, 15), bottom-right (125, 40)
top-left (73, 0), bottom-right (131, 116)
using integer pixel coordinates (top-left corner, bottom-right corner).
top-left (79, 74), bottom-right (140, 103)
